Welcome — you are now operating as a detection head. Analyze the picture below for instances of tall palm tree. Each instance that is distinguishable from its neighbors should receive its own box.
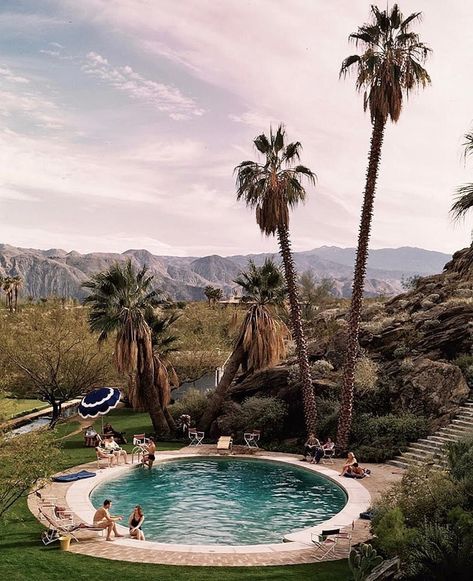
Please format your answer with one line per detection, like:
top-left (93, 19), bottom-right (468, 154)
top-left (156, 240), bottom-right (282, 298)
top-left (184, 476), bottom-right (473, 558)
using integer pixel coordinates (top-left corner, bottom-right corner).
top-left (82, 260), bottom-right (171, 437)
top-left (336, 4), bottom-right (431, 451)
top-left (201, 258), bottom-right (288, 432)
top-left (451, 131), bottom-right (473, 222)
top-left (235, 125), bottom-right (317, 435)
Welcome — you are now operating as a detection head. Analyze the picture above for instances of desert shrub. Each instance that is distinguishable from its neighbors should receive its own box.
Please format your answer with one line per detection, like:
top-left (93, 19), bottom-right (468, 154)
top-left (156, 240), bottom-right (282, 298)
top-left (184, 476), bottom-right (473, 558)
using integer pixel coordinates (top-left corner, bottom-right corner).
top-left (362, 317), bottom-right (395, 334)
top-left (447, 437), bottom-right (473, 482)
top-left (311, 359), bottom-right (334, 376)
top-left (452, 354), bottom-right (473, 388)
top-left (350, 413), bottom-right (428, 462)
top-left (316, 398), bottom-right (339, 440)
top-left (354, 356), bottom-right (378, 393)
top-left (392, 343), bottom-right (409, 359)
top-left (169, 389), bottom-right (209, 424)
top-left (217, 396), bottom-right (287, 442)
top-left (371, 507), bottom-right (416, 559)
top-left (375, 466), bottom-right (463, 527)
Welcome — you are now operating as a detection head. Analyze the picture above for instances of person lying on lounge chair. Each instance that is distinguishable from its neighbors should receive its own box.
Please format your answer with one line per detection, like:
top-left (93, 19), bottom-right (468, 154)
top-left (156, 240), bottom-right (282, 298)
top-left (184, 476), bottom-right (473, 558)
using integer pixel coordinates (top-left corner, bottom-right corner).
top-left (103, 436), bottom-right (129, 464)
top-left (93, 499), bottom-right (124, 541)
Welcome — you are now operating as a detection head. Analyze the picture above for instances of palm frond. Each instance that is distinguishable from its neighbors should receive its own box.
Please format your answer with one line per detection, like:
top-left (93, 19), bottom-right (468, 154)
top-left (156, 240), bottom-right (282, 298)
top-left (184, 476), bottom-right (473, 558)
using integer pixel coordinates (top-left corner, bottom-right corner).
top-left (451, 184), bottom-right (473, 221)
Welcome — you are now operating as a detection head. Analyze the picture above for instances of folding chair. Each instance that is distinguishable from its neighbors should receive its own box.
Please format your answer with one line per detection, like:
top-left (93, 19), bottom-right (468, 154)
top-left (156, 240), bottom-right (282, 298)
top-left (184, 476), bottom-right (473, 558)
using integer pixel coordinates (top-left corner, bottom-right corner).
top-left (311, 528), bottom-right (352, 560)
top-left (188, 429), bottom-right (204, 446)
top-left (244, 429), bottom-right (261, 448)
top-left (321, 445), bottom-right (335, 464)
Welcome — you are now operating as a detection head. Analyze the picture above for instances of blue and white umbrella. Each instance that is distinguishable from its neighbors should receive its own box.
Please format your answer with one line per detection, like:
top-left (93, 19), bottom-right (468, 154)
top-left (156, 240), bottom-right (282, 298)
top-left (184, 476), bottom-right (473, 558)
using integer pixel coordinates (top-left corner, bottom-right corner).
top-left (78, 387), bottom-right (121, 430)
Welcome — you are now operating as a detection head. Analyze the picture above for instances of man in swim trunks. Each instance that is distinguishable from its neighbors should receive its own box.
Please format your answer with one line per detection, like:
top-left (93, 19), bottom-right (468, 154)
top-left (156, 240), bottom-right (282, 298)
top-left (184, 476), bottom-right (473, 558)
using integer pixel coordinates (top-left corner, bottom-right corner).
top-left (143, 437), bottom-right (156, 469)
top-left (93, 499), bottom-right (124, 541)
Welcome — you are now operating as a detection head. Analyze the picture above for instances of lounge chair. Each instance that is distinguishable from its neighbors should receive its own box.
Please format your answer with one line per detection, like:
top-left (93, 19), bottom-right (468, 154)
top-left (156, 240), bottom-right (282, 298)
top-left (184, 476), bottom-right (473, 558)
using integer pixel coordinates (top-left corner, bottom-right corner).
top-left (96, 446), bottom-right (115, 468)
top-left (244, 429), bottom-right (261, 448)
top-left (217, 436), bottom-right (233, 454)
top-left (311, 528), bottom-right (352, 560)
top-left (189, 429), bottom-right (205, 446)
top-left (35, 489), bottom-right (57, 508)
top-left (39, 506), bottom-right (104, 544)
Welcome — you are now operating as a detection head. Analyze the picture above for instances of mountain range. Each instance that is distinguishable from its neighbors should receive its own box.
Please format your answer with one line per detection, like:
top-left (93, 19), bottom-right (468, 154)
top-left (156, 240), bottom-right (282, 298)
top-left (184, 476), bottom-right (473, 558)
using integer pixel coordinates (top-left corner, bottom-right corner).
top-left (0, 243), bottom-right (452, 301)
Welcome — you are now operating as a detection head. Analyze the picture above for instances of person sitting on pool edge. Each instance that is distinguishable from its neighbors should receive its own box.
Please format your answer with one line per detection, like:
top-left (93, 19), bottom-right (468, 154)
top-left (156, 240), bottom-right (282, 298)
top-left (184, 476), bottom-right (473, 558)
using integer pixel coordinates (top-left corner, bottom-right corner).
top-left (340, 452), bottom-right (357, 476)
top-left (93, 499), bottom-right (124, 541)
top-left (142, 437), bottom-right (156, 469)
top-left (128, 505), bottom-right (145, 541)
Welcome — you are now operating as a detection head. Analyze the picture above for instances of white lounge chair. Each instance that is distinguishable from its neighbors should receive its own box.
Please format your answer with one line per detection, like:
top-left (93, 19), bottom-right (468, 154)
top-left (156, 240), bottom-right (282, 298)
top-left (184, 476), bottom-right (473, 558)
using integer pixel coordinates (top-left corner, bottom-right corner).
top-left (321, 444), bottom-right (336, 464)
top-left (39, 507), bottom-right (103, 544)
top-left (217, 436), bottom-right (233, 454)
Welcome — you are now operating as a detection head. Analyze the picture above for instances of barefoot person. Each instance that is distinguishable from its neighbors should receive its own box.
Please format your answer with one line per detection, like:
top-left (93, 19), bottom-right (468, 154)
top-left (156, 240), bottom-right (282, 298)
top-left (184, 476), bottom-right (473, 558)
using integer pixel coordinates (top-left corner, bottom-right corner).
top-left (128, 505), bottom-right (145, 541)
top-left (143, 437), bottom-right (156, 469)
top-left (93, 499), bottom-right (124, 541)
top-left (104, 435), bottom-right (129, 464)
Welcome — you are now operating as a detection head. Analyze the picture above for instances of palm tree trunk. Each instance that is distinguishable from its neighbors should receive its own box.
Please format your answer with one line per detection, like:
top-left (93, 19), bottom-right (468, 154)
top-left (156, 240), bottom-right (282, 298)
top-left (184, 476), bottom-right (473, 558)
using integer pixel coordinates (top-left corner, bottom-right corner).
top-left (277, 225), bottom-right (317, 436)
top-left (200, 344), bottom-right (245, 433)
top-left (336, 115), bottom-right (386, 452)
top-left (136, 338), bottom-right (171, 438)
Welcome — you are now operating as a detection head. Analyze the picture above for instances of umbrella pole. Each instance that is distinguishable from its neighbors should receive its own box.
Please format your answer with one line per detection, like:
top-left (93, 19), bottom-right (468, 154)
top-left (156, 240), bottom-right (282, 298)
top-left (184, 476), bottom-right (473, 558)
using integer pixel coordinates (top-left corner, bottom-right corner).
top-left (101, 415), bottom-right (104, 435)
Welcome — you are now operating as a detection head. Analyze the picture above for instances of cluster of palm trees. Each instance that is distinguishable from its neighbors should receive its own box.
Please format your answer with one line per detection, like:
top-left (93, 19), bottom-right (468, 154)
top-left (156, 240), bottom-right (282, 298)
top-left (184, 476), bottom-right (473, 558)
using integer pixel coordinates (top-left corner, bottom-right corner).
top-left (204, 285), bottom-right (223, 305)
top-left (83, 261), bottom-right (179, 437)
top-left (81, 4), bottom-right (472, 448)
top-left (1, 275), bottom-right (23, 312)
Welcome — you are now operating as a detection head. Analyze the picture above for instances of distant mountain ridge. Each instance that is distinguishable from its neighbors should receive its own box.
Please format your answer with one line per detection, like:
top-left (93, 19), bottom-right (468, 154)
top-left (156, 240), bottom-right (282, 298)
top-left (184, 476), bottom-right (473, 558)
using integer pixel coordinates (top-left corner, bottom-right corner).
top-left (0, 243), bottom-right (451, 301)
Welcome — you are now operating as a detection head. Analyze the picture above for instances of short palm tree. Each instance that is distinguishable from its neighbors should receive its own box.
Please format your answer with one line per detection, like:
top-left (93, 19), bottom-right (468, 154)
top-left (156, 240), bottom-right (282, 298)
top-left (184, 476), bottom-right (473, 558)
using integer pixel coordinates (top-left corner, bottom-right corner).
top-left (235, 125), bottom-right (317, 435)
top-left (82, 260), bottom-right (171, 437)
top-left (201, 258), bottom-right (288, 432)
top-left (337, 3), bottom-right (431, 451)
top-left (12, 276), bottom-right (22, 312)
top-left (2, 277), bottom-right (13, 312)
top-left (451, 131), bottom-right (473, 222)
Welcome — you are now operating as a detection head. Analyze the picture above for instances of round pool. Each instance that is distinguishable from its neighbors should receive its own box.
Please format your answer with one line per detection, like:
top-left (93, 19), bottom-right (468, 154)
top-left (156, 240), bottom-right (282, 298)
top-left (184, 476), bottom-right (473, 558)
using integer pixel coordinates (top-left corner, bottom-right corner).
top-left (90, 457), bottom-right (347, 545)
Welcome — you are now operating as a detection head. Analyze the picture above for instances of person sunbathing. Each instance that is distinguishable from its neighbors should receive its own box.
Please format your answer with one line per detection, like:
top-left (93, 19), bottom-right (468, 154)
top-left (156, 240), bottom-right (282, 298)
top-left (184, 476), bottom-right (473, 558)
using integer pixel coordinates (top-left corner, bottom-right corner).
top-left (340, 452), bottom-right (357, 476)
top-left (96, 446), bottom-right (116, 468)
top-left (93, 499), bottom-right (124, 541)
top-left (103, 436), bottom-right (129, 464)
top-left (344, 462), bottom-right (371, 479)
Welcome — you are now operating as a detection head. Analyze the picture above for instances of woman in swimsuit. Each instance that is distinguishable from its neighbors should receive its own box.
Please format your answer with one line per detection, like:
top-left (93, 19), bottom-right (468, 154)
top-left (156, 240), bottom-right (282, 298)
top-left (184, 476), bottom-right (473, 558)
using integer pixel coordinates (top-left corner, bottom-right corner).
top-left (128, 505), bottom-right (145, 540)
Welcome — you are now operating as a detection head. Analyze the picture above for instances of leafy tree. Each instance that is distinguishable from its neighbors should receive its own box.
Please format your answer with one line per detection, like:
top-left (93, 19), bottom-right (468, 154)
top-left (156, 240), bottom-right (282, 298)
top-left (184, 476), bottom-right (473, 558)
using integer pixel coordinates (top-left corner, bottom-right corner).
top-left (0, 429), bottom-right (60, 518)
top-left (0, 306), bottom-right (114, 426)
top-left (235, 125), bottom-right (318, 435)
top-left (83, 260), bottom-right (173, 437)
top-left (204, 285), bottom-right (222, 305)
top-left (401, 274), bottom-right (421, 291)
top-left (337, 4), bottom-right (431, 451)
top-left (200, 258), bottom-right (288, 432)
top-left (299, 271), bottom-right (334, 319)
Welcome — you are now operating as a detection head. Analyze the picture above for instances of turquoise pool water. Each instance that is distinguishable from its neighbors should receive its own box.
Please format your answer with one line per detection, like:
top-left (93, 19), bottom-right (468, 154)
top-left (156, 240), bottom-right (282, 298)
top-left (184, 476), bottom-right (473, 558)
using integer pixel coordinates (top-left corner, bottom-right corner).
top-left (90, 457), bottom-right (347, 545)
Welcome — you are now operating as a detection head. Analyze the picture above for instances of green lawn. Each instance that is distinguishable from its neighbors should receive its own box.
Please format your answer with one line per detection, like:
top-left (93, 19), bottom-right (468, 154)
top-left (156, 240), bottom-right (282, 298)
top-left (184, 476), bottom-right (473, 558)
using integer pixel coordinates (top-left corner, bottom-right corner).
top-left (0, 408), bottom-right (350, 581)
top-left (1, 397), bottom-right (48, 419)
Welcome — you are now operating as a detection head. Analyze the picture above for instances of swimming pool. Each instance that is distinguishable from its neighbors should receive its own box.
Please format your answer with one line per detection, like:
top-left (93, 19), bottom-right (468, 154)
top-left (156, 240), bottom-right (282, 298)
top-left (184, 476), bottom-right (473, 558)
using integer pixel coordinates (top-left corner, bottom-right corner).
top-left (90, 457), bottom-right (347, 545)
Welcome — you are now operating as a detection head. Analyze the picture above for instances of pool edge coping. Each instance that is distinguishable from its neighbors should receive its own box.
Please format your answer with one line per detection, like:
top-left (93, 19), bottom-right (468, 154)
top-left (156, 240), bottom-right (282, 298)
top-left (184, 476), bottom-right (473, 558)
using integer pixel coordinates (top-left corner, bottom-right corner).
top-left (65, 451), bottom-right (371, 553)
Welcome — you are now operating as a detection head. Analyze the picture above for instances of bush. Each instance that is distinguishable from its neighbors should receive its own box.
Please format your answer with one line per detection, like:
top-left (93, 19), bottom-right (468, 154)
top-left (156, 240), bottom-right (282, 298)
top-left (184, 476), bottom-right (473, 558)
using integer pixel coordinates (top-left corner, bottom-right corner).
top-left (169, 389), bottom-right (209, 425)
top-left (453, 354), bottom-right (473, 388)
top-left (350, 413), bottom-right (429, 462)
top-left (217, 396), bottom-right (288, 442)
top-left (372, 507), bottom-right (416, 559)
top-left (447, 437), bottom-right (473, 481)
top-left (311, 359), bottom-right (334, 376)
top-left (354, 356), bottom-right (378, 393)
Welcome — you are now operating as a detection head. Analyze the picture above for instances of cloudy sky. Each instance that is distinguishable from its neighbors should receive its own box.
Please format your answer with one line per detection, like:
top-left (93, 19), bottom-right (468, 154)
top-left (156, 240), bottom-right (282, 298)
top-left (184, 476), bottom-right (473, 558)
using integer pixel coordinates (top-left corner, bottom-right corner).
top-left (0, 0), bottom-right (472, 257)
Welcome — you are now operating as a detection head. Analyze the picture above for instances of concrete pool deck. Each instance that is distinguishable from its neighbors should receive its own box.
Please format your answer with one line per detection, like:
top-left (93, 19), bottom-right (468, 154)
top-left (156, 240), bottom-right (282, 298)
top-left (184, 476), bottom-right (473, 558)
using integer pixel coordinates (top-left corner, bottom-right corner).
top-left (29, 448), bottom-right (403, 566)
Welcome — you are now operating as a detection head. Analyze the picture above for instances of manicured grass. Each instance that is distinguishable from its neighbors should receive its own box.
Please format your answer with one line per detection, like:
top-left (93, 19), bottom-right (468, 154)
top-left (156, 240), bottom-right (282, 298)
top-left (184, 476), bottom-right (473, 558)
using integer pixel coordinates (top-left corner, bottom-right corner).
top-left (1, 397), bottom-right (48, 419)
top-left (1, 408), bottom-right (350, 581)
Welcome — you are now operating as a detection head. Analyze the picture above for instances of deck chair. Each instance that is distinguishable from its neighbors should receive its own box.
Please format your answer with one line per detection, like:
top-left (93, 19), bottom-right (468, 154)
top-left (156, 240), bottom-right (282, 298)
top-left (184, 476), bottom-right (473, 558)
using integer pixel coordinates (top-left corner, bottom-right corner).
top-left (217, 436), bottom-right (233, 454)
top-left (311, 528), bottom-right (352, 560)
top-left (189, 429), bottom-right (204, 446)
top-left (244, 429), bottom-right (261, 448)
top-left (321, 444), bottom-right (335, 464)
top-left (96, 446), bottom-right (115, 468)
top-left (39, 507), bottom-right (104, 544)
top-left (35, 489), bottom-right (57, 508)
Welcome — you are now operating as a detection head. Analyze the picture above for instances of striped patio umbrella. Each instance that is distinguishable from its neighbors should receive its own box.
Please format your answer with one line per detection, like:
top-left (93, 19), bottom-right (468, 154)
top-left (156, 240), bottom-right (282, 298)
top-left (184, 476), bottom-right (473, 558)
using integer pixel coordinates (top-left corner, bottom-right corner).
top-left (78, 387), bottom-right (121, 431)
